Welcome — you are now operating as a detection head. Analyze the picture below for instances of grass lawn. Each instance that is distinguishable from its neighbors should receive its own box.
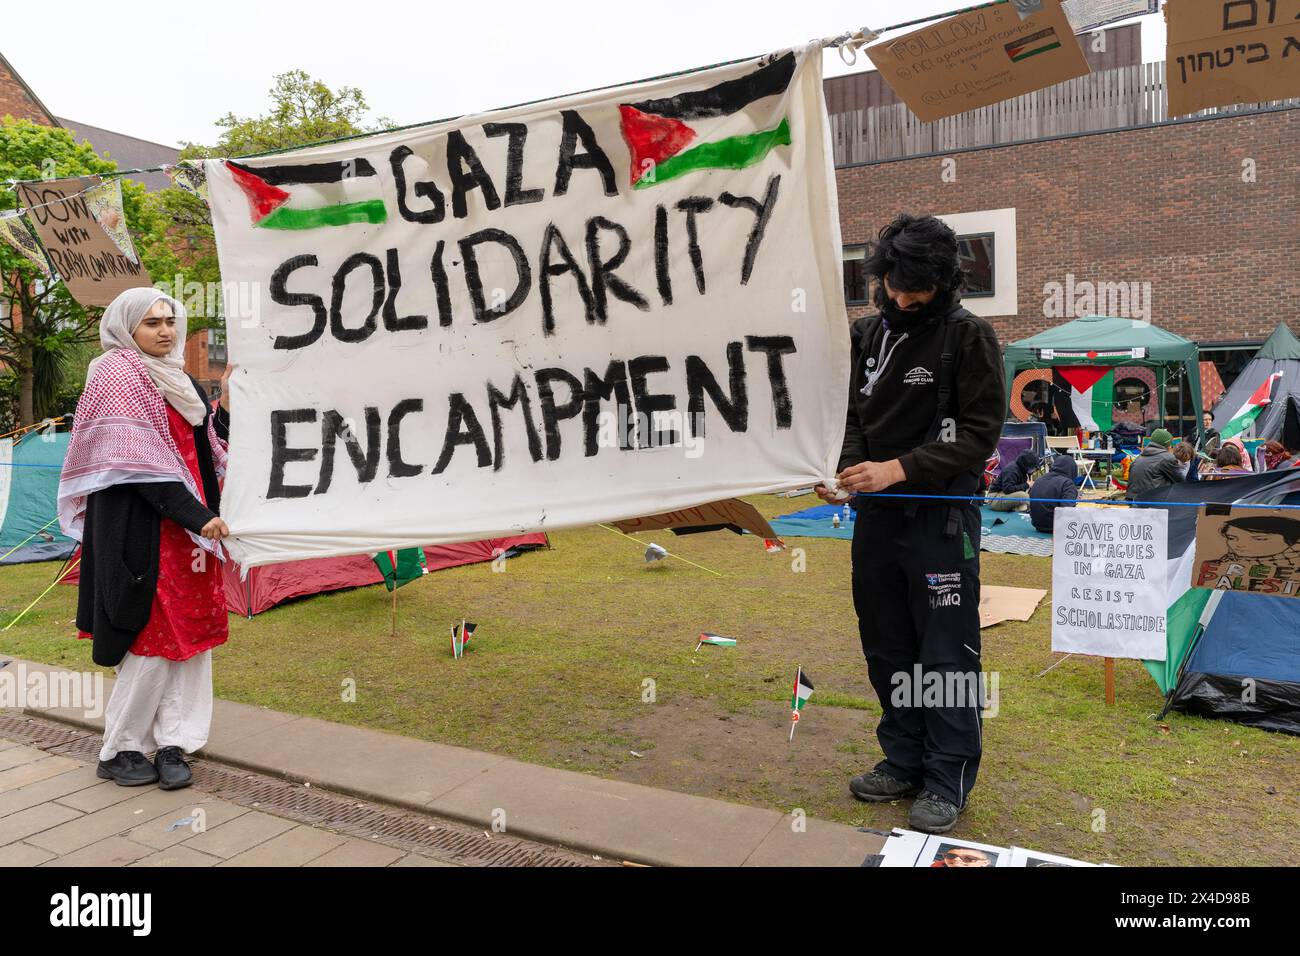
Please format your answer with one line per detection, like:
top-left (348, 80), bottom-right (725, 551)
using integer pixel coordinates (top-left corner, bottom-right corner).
top-left (2, 493), bottom-right (1296, 865)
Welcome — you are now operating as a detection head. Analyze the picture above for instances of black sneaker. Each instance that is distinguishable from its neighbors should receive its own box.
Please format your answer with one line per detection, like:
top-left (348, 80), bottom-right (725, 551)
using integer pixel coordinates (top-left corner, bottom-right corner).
top-left (154, 746), bottom-right (193, 791)
top-left (908, 790), bottom-right (962, 833)
top-left (849, 769), bottom-right (921, 803)
top-left (96, 751), bottom-right (159, 787)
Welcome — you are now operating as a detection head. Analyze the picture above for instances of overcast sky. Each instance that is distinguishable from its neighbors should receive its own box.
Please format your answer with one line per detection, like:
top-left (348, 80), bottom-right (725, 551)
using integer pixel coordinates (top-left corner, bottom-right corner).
top-left (8, 0), bottom-right (1166, 149)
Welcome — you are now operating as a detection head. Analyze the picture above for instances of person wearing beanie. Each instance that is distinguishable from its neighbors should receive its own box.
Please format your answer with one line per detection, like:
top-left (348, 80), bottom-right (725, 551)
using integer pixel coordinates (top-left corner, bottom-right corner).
top-left (1126, 428), bottom-right (1184, 500)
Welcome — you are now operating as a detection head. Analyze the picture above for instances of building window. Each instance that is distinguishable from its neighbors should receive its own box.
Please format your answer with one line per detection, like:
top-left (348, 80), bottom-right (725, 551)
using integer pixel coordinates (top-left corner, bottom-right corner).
top-left (933, 208), bottom-right (1017, 318)
top-left (957, 234), bottom-right (995, 297)
top-left (207, 327), bottom-right (227, 366)
top-left (843, 245), bottom-right (869, 305)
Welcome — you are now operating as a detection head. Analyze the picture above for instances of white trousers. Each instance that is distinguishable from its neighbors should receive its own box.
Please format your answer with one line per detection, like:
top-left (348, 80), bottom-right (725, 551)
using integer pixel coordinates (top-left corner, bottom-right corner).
top-left (98, 651), bottom-right (213, 761)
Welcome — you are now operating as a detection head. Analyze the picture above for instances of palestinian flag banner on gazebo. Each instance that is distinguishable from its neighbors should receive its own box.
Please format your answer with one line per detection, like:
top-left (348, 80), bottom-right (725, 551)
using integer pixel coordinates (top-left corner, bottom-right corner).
top-left (1052, 365), bottom-right (1115, 431)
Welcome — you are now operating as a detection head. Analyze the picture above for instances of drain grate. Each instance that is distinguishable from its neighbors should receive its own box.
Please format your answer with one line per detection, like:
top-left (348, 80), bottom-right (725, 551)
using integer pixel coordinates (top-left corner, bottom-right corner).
top-left (0, 714), bottom-right (611, 868)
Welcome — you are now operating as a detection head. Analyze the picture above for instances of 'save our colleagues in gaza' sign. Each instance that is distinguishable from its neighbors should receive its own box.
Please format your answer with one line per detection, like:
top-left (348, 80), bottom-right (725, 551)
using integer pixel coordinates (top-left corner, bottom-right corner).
top-left (207, 49), bottom-right (849, 568)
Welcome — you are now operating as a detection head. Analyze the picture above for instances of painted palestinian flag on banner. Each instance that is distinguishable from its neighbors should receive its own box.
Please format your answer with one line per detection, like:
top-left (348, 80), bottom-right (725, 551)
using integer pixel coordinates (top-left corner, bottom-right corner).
top-left (790, 667), bottom-right (814, 721)
top-left (372, 547), bottom-right (427, 592)
top-left (1220, 372), bottom-right (1283, 440)
top-left (226, 159), bottom-right (387, 230)
top-left (620, 52), bottom-right (795, 190)
top-left (696, 632), bottom-right (737, 649)
top-left (1053, 366), bottom-right (1115, 431)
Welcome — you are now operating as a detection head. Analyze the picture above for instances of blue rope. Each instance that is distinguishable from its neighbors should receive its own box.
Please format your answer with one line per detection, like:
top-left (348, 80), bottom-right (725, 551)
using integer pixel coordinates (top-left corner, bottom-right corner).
top-left (854, 492), bottom-right (1300, 510)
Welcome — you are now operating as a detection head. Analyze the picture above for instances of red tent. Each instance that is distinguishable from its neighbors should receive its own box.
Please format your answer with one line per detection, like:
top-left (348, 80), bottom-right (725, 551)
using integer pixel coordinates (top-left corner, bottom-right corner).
top-left (61, 534), bottom-right (548, 616)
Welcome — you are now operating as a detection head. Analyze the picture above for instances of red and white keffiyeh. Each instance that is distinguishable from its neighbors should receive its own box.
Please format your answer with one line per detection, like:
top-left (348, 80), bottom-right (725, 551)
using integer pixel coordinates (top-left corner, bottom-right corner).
top-left (58, 347), bottom-right (228, 558)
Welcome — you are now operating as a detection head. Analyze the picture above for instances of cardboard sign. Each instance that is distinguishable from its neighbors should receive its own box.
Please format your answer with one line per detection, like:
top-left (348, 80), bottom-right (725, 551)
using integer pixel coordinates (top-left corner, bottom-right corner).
top-left (865, 0), bottom-right (1092, 122)
top-left (15, 178), bottom-right (151, 306)
top-left (614, 498), bottom-right (777, 540)
top-left (1191, 506), bottom-right (1300, 598)
top-left (980, 585), bottom-right (1047, 628)
top-left (1165, 0), bottom-right (1300, 117)
top-left (1052, 507), bottom-right (1168, 660)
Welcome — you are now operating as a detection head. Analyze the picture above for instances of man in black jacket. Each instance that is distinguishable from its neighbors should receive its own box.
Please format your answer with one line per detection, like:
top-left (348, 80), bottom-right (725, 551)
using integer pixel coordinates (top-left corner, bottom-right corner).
top-left (818, 213), bottom-right (1004, 833)
top-left (1029, 455), bottom-right (1078, 533)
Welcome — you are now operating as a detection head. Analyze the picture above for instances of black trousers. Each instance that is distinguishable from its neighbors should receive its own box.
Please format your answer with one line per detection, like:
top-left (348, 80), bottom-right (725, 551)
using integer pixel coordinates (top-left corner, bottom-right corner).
top-left (851, 501), bottom-right (984, 807)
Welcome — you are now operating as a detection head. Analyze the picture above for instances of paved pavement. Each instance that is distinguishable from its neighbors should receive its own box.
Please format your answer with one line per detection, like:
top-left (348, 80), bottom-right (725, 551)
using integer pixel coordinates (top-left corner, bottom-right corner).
top-left (0, 735), bottom-right (459, 867)
top-left (4, 655), bottom-right (886, 866)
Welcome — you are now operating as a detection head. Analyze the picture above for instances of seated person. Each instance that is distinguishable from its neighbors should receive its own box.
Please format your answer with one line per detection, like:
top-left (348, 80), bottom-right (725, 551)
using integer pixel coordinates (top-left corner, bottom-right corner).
top-left (1125, 429), bottom-right (1184, 500)
top-left (1172, 441), bottom-right (1199, 482)
top-left (1209, 442), bottom-right (1252, 476)
top-left (1260, 440), bottom-right (1300, 470)
top-left (1029, 455), bottom-right (1078, 533)
top-left (986, 449), bottom-right (1039, 511)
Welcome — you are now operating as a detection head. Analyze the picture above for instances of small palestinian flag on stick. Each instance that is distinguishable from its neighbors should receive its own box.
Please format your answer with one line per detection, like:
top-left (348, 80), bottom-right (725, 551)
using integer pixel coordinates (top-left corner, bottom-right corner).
top-left (450, 620), bottom-right (477, 659)
top-left (1221, 371), bottom-right (1283, 439)
top-left (696, 632), bottom-right (737, 651)
top-left (789, 666), bottom-right (814, 741)
top-left (373, 548), bottom-right (428, 592)
top-left (620, 52), bottom-right (795, 190)
top-left (226, 158), bottom-right (387, 230)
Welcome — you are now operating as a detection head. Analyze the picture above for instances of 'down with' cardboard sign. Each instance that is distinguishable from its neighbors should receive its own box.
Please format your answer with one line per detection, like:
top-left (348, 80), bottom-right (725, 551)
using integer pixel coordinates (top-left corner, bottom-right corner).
top-left (865, 0), bottom-right (1091, 123)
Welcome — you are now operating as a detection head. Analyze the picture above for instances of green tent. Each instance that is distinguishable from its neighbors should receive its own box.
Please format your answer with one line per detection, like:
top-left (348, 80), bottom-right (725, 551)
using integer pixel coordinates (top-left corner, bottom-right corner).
top-left (1002, 315), bottom-right (1203, 440)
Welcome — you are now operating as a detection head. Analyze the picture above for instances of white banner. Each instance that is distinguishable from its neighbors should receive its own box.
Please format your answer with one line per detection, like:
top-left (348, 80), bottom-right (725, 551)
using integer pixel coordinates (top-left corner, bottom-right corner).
top-left (1052, 507), bottom-right (1168, 660)
top-left (207, 49), bottom-right (848, 568)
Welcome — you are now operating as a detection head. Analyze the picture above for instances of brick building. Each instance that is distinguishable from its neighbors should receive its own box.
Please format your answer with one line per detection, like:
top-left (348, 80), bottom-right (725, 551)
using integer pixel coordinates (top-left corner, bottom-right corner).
top-left (828, 24), bottom-right (1300, 426)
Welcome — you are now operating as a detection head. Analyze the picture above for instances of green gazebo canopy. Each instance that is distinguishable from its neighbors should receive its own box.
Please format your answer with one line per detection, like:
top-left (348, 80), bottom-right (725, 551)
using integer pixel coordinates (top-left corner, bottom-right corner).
top-left (1003, 314), bottom-right (1202, 436)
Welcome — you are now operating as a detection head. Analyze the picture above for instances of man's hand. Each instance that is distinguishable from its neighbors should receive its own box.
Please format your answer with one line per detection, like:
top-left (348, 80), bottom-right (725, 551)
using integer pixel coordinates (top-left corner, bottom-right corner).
top-left (814, 484), bottom-right (846, 505)
top-left (200, 517), bottom-right (230, 540)
top-left (218, 364), bottom-right (235, 412)
top-left (837, 459), bottom-right (907, 494)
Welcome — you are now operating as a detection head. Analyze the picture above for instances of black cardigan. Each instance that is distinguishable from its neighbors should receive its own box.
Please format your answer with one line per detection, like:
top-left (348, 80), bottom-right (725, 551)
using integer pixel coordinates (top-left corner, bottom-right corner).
top-left (75, 376), bottom-right (231, 667)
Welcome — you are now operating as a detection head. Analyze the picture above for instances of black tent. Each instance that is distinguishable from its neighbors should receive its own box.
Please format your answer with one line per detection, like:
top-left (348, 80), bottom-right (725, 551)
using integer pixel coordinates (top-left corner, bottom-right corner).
top-left (1213, 322), bottom-right (1300, 448)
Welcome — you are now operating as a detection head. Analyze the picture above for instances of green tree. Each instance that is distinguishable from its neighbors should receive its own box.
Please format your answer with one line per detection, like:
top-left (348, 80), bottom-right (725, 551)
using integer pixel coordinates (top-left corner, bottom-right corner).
top-left (182, 69), bottom-right (394, 159)
top-left (0, 118), bottom-right (178, 426)
top-left (158, 69), bottom-right (394, 338)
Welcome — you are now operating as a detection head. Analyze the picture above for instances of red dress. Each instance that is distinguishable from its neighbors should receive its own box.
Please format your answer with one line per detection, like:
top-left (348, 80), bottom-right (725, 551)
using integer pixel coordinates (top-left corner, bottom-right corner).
top-left (78, 402), bottom-right (228, 660)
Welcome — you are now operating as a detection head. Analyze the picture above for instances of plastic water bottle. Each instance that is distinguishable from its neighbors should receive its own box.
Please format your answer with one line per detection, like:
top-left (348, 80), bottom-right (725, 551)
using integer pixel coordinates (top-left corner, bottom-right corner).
top-left (843, 503), bottom-right (852, 524)
top-left (832, 513), bottom-right (841, 529)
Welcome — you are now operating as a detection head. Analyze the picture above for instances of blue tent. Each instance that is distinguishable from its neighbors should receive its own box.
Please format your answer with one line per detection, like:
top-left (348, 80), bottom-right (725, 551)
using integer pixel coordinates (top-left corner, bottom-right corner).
top-left (0, 432), bottom-right (76, 564)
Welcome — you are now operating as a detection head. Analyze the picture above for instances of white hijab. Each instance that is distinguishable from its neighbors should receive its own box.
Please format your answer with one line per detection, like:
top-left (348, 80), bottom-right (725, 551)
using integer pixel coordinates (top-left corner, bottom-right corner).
top-left (85, 287), bottom-right (208, 426)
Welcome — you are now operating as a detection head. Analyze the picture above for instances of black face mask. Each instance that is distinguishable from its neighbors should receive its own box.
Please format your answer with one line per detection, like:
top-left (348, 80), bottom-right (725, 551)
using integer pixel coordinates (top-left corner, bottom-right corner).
top-left (880, 289), bottom-right (955, 332)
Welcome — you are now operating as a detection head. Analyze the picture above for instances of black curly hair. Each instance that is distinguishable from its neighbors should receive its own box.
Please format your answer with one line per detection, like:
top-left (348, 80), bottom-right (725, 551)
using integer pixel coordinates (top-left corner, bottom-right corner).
top-left (1221, 515), bottom-right (1300, 546)
top-left (863, 213), bottom-right (964, 309)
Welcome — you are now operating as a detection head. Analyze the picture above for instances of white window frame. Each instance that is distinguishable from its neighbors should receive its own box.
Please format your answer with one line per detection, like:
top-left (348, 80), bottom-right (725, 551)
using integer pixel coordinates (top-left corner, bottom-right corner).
top-left (933, 208), bottom-right (1017, 318)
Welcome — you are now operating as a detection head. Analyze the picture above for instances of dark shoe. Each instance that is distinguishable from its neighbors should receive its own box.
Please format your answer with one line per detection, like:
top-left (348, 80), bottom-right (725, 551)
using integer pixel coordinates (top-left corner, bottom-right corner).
top-left (849, 769), bottom-right (921, 803)
top-left (154, 746), bottom-right (193, 791)
top-left (96, 751), bottom-right (159, 787)
top-left (908, 790), bottom-right (962, 834)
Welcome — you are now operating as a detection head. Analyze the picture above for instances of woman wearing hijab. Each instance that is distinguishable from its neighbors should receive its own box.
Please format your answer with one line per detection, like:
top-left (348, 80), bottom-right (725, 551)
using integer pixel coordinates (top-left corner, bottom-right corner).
top-left (57, 287), bottom-right (232, 791)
